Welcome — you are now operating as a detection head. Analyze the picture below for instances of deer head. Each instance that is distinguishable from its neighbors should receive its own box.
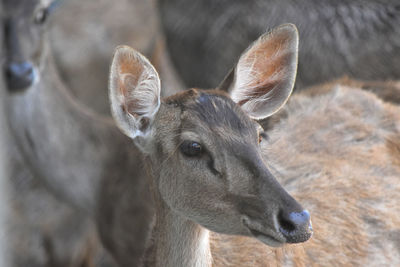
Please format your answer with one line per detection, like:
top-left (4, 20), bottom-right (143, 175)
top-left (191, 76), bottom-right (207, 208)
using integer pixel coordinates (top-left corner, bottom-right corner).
top-left (2, 0), bottom-right (61, 91)
top-left (109, 24), bottom-right (312, 247)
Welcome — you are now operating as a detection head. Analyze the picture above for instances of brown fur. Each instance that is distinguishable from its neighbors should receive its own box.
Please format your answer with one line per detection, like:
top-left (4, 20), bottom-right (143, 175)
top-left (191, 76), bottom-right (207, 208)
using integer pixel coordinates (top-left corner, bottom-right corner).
top-left (208, 84), bottom-right (400, 266)
top-left (3, 1), bottom-right (154, 266)
top-left (303, 76), bottom-right (400, 104)
top-left (48, 0), bottom-right (160, 116)
top-left (386, 135), bottom-right (400, 167)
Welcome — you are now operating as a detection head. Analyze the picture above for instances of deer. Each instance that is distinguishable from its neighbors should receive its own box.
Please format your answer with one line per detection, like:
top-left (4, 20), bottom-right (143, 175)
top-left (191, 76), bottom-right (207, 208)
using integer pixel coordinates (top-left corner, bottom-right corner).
top-left (157, 0), bottom-right (400, 91)
top-left (109, 24), bottom-right (314, 266)
top-left (2, 0), bottom-right (154, 265)
top-left (46, 0), bottom-right (182, 116)
top-left (48, 0), bottom-right (163, 116)
top-left (109, 22), bottom-right (400, 266)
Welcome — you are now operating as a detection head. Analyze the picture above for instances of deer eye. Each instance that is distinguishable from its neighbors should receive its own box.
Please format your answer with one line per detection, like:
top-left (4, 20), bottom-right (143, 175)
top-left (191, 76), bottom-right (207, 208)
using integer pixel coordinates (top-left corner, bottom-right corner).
top-left (34, 8), bottom-right (48, 24)
top-left (180, 141), bottom-right (203, 157)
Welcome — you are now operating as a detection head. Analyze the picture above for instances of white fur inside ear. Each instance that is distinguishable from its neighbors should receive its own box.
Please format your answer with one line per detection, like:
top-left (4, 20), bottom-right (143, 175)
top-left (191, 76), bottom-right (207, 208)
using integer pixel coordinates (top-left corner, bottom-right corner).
top-left (232, 63), bottom-right (290, 119)
top-left (232, 49), bottom-right (284, 106)
top-left (119, 68), bottom-right (160, 119)
top-left (109, 46), bottom-right (161, 139)
top-left (228, 24), bottom-right (298, 120)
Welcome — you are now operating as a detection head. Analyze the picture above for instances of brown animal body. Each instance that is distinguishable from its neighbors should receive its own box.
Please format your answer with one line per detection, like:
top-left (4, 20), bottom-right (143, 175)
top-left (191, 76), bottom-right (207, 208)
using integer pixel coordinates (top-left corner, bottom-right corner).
top-left (210, 84), bottom-right (400, 266)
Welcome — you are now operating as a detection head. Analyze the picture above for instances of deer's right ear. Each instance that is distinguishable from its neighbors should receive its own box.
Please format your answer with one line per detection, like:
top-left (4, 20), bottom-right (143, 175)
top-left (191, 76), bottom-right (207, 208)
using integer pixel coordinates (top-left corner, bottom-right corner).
top-left (109, 46), bottom-right (161, 139)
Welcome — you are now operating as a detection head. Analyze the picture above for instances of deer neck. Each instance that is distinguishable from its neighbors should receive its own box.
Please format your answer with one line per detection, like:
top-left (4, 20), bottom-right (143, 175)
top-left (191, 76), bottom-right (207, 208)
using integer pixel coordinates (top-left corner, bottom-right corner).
top-left (5, 46), bottom-right (121, 212)
top-left (152, 194), bottom-right (212, 267)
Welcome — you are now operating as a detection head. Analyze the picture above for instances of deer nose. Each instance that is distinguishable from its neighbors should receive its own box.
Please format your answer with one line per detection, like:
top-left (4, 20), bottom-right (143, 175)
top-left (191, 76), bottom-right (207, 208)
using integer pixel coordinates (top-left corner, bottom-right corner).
top-left (5, 61), bottom-right (36, 91)
top-left (277, 209), bottom-right (312, 243)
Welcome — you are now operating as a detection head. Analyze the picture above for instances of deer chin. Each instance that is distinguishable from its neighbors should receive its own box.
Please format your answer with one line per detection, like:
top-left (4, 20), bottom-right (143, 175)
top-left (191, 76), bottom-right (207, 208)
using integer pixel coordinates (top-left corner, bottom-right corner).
top-left (247, 227), bottom-right (285, 247)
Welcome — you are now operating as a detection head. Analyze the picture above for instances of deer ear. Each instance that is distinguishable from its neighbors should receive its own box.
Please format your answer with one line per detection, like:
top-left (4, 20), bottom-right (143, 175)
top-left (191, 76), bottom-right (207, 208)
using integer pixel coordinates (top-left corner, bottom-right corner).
top-left (219, 24), bottom-right (299, 119)
top-left (109, 45), bottom-right (161, 139)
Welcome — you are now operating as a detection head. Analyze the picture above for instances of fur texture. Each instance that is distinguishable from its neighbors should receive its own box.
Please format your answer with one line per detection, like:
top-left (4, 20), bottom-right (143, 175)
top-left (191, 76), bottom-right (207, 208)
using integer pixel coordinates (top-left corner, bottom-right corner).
top-left (209, 84), bottom-right (400, 266)
top-left (158, 0), bottom-right (400, 89)
top-left (2, 1), bottom-right (153, 266)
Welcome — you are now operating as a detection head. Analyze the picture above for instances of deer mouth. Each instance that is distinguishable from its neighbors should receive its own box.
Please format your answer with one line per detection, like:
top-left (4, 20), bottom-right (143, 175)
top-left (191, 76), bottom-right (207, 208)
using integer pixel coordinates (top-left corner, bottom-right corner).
top-left (246, 227), bottom-right (285, 247)
top-left (241, 216), bottom-right (286, 247)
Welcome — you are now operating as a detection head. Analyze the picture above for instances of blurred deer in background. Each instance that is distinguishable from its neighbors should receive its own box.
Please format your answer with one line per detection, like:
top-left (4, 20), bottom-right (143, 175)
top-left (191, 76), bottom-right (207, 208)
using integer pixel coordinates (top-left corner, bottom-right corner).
top-left (2, 0), bottom-right (155, 265)
top-left (157, 0), bottom-right (400, 92)
top-left (48, 0), bottom-right (158, 116)
top-left (48, 0), bottom-right (182, 116)
top-left (109, 22), bottom-right (400, 266)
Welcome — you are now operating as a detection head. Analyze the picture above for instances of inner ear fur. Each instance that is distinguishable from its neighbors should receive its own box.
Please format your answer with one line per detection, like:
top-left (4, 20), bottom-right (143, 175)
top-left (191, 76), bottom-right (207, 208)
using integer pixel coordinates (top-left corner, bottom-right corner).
top-left (219, 24), bottom-right (299, 120)
top-left (109, 45), bottom-right (161, 139)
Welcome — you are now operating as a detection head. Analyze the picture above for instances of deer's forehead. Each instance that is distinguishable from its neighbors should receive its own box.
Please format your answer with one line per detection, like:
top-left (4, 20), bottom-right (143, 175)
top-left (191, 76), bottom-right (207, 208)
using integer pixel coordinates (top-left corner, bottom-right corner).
top-left (178, 90), bottom-right (257, 137)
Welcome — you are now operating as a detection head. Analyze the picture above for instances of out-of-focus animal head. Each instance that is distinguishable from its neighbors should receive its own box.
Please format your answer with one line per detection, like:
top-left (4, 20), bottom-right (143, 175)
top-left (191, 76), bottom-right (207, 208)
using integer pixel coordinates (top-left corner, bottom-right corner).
top-left (2, 0), bottom-right (61, 91)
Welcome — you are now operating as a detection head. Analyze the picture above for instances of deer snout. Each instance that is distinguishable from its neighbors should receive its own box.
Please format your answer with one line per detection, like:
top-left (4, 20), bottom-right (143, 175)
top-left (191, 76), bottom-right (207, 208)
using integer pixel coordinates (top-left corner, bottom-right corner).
top-left (5, 61), bottom-right (36, 91)
top-left (277, 209), bottom-right (313, 243)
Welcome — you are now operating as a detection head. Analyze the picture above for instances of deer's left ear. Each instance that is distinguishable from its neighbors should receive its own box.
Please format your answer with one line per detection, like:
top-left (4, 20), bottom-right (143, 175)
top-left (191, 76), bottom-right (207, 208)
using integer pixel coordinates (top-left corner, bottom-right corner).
top-left (218, 24), bottom-right (299, 119)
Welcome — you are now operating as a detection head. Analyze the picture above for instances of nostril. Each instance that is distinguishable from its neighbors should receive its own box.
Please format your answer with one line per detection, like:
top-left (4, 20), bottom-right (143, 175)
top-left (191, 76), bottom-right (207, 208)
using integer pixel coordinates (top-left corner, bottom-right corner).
top-left (278, 209), bottom-right (312, 243)
top-left (278, 210), bottom-right (296, 234)
top-left (5, 61), bottom-right (35, 91)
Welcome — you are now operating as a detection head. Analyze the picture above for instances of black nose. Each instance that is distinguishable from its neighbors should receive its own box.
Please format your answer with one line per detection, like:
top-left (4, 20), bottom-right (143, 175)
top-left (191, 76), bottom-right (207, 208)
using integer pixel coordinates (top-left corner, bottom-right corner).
top-left (278, 209), bottom-right (312, 243)
top-left (5, 61), bottom-right (35, 91)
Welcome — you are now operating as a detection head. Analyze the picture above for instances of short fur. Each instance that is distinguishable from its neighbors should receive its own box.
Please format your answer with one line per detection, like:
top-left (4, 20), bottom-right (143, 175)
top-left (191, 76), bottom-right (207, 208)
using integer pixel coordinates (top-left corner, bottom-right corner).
top-left (210, 84), bottom-right (400, 266)
top-left (158, 0), bottom-right (400, 89)
top-left (3, 1), bottom-right (152, 266)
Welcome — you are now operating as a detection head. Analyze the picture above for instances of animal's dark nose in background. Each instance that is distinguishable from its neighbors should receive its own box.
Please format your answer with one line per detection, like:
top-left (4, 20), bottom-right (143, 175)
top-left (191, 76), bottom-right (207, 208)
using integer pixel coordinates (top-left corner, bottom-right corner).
top-left (278, 209), bottom-right (313, 243)
top-left (5, 61), bottom-right (35, 91)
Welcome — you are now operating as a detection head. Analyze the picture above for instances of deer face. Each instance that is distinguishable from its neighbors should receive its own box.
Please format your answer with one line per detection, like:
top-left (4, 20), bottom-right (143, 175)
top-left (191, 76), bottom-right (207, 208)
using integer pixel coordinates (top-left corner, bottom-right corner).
top-left (109, 24), bottom-right (312, 247)
top-left (2, 0), bottom-right (60, 91)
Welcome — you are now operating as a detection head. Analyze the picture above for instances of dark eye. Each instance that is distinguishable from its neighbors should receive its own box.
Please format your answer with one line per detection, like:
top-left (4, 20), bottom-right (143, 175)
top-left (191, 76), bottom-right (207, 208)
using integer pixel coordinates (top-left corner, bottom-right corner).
top-left (34, 8), bottom-right (48, 24)
top-left (180, 141), bottom-right (203, 157)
